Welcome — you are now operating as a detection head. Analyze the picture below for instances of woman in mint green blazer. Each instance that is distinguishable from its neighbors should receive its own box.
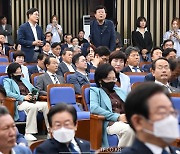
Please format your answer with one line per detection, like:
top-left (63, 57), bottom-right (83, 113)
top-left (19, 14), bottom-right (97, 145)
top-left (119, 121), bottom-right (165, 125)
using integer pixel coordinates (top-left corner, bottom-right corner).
top-left (3, 63), bottom-right (49, 141)
top-left (90, 64), bottom-right (134, 147)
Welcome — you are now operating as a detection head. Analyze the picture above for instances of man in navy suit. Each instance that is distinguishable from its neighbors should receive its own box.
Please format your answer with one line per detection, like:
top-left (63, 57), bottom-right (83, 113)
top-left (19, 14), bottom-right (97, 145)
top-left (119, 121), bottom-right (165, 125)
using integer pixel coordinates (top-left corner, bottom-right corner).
top-left (18, 8), bottom-right (45, 62)
top-left (36, 103), bottom-right (90, 153)
top-left (122, 46), bottom-right (143, 72)
top-left (68, 53), bottom-right (90, 94)
top-left (121, 83), bottom-right (180, 154)
top-left (0, 106), bottom-right (31, 154)
top-left (28, 53), bottom-right (46, 78)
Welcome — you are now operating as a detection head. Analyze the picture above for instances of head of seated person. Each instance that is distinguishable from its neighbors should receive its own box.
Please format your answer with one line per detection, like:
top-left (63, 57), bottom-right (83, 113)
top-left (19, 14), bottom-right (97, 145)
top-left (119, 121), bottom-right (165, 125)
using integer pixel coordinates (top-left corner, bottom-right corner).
top-left (123, 82), bottom-right (179, 151)
top-left (37, 53), bottom-right (46, 71)
top-left (51, 42), bottom-right (61, 58)
top-left (42, 41), bottom-right (51, 55)
top-left (44, 56), bottom-right (58, 74)
top-left (150, 47), bottom-right (163, 62)
top-left (13, 51), bottom-right (25, 65)
top-left (162, 48), bottom-right (177, 60)
top-left (162, 39), bottom-right (174, 50)
top-left (62, 48), bottom-right (73, 64)
top-left (125, 46), bottom-right (140, 67)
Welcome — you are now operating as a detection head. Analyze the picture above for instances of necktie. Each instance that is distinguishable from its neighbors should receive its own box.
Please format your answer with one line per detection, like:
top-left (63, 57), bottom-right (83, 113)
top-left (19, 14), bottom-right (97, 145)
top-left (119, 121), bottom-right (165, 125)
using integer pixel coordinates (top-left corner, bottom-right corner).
top-left (132, 67), bottom-right (138, 72)
top-left (162, 149), bottom-right (169, 154)
top-left (69, 142), bottom-right (79, 154)
top-left (52, 74), bottom-right (59, 84)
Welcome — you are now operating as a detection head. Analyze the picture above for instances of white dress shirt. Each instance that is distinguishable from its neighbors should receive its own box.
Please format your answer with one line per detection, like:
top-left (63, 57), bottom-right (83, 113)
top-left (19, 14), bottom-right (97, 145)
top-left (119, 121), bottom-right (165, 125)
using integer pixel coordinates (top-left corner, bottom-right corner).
top-left (29, 22), bottom-right (39, 50)
top-left (128, 65), bottom-right (141, 72)
top-left (70, 138), bottom-right (81, 153)
top-left (63, 61), bottom-right (75, 72)
top-left (155, 80), bottom-right (172, 93)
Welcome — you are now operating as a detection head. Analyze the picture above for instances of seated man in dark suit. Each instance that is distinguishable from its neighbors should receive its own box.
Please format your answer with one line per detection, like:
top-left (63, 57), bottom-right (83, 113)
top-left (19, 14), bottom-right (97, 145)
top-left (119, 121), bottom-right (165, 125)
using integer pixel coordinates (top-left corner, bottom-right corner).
top-left (28, 53), bottom-right (46, 78)
top-left (0, 34), bottom-right (10, 56)
top-left (57, 48), bottom-right (76, 77)
top-left (68, 53), bottom-right (90, 94)
top-left (121, 82), bottom-right (180, 154)
top-left (122, 46), bottom-right (143, 72)
top-left (36, 103), bottom-right (90, 153)
top-left (61, 34), bottom-right (73, 51)
top-left (143, 47), bottom-right (162, 72)
top-left (36, 56), bottom-right (64, 96)
top-left (48, 42), bottom-right (62, 63)
top-left (0, 106), bottom-right (31, 153)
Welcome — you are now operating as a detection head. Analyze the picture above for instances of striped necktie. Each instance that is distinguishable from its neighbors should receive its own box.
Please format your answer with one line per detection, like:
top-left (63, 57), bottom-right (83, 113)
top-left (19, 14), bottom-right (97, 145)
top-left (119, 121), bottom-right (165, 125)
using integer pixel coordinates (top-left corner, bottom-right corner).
top-left (52, 74), bottom-right (59, 84)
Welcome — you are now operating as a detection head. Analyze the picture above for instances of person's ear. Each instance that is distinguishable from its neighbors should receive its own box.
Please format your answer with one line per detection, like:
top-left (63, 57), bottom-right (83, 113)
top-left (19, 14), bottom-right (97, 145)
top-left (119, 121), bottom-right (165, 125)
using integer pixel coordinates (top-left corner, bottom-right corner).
top-left (131, 114), bottom-right (145, 132)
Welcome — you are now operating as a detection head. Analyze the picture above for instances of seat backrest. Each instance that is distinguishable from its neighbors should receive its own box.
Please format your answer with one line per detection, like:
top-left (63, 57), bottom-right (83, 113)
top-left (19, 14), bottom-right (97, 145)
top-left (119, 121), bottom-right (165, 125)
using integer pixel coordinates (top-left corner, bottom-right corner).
top-left (64, 72), bottom-right (74, 83)
top-left (81, 84), bottom-right (90, 111)
top-left (31, 73), bottom-right (43, 86)
top-left (30, 139), bottom-right (45, 152)
top-left (66, 74), bottom-right (75, 83)
top-left (0, 65), bottom-right (8, 73)
top-left (124, 72), bottom-right (148, 84)
top-left (24, 63), bottom-right (37, 70)
top-left (171, 95), bottom-right (180, 123)
top-left (88, 72), bottom-right (94, 82)
top-left (0, 57), bottom-right (9, 62)
top-left (47, 84), bottom-right (77, 107)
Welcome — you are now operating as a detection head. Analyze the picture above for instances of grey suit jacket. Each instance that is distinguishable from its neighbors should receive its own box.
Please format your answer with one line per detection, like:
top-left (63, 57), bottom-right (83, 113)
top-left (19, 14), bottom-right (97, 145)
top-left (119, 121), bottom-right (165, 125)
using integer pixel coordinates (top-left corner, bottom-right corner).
top-left (68, 71), bottom-right (90, 94)
top-left (0, 24), bottom-right (14, 45)
top-left (35, 72), bottom-right (64, 96)
top-left (57, 61), bottom-right (76, 77)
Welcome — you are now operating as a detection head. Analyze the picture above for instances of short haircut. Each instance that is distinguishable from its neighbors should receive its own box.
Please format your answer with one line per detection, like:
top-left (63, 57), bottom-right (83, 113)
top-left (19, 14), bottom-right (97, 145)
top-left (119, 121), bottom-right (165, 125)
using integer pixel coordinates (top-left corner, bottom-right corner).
top-left (37, 53), bottom-right (46, 60)
top-left (51, 15), bottom-right (58, 21)
top-left (125, 82), bottom-right (171, 131)
top-left (62, 48), bottom-right (73, 55)
top-left (94, 46), bottom-right (110, 57)
top-left (26, 8), bottom-right (38, 19)
top-left (13, 51), bottom-right (25, 60)
top-left (162, 48), bottom-right (177, 57)
top-left (71, 37), bottom-right (78, 43)
top-left (125, 46), bottom-right (140, 58)
top-left (72, 53), bottom-right (83, 65)
top-left (94, 5), bottom-right (107, 14)
top-left (162, 39), bottom-right (174, 47)
top-left (44, 56), bottom-right (55, 69)
top-left (95, 63), bottom-right (116, 87)
top-left (45, 32), bottom-right (53, 37)
top-left (0, 85), bottom-right (6, 97)
top-left (7, 62), bottom-right (21, 78)
top-left (47, 103), bottom-right (77, 127)
top-left (136, 16), bottom-right (147, 28)
top-left (150, 47), bottom-right (163, 57)
top-left (152, 57), bottom-right (170, 71)
top-left (0, 15), bottom-right (6, 20)
top-left (109, 50), bottom-right (126, 64)
top-left (51, 42), bottom-right (61, 49)
top-left (78, 30), bottom-right (85, 34)
top-left (43, 41), bottom-right (51, 47)
top-left (0, 106), bottom-right (9, 117)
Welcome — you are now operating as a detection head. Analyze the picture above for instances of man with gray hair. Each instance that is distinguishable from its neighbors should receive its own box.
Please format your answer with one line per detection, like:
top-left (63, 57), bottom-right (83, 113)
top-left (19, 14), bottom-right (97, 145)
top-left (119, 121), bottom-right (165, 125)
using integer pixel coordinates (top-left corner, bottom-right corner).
top-left (122, 46), bottom-right (143, 72)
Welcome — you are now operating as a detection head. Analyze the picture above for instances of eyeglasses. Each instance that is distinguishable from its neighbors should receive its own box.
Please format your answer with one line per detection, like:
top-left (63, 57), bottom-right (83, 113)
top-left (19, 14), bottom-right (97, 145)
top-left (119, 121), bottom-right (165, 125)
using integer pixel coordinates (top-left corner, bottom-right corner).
top-left (155, 110), bottom-right (178, 119)
top-left (156, 65), bottom-right (170, 70)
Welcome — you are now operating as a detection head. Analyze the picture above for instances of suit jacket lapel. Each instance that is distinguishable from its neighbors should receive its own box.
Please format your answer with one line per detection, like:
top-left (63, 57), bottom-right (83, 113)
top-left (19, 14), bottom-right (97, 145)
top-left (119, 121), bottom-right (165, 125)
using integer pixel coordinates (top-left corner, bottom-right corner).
top-left (45, 73), bottom-right (53, 84)
top-left (76, 72), bottom-right (89, 83)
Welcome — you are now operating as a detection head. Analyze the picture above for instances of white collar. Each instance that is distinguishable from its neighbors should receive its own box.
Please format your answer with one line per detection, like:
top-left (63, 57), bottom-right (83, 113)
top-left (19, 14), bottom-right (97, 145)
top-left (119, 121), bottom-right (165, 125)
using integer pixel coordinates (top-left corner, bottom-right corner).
top-left (155, 80), bottom-right (169, 87)
top-left (145, 142), bottom-right (170, 154)
top-left (128, 65), bottom-right (140, 69)
top-left (28, 21), bottom-right (37, 27)
top-left (136, 27), bottom-right (148, 32)
top-left (46, 70), bottom-right (56, 76)
top-left (63, 61), bottom-right (72, 66)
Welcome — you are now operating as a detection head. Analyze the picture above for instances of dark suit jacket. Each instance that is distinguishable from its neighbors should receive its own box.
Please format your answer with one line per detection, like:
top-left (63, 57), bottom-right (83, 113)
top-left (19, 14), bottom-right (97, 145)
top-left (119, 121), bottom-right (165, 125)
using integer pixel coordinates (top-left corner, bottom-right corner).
top-left (57, 61), bottom-right (76, 77)
top-left (90, 19), bottom-right (116, 51)
top-left (17, 22), bottom-right (45, 62)
top-left (144, 73), bottom-right (155, 81)
top-left (122, 66), bottom-right (143, 72)
top-left (121, 138), bottom-right (180, 154)
top-left (132, 30), bottom-right (153, 52)
top-left (143, 63), bottom-right (152, 72)
top-left (68, 71), bottom-right (90, 94)
top-left (61, 43), bottom-right (68, 51)
top-left (0, 24), bottom-right (14, 45)
top-left (36, 138), bottom-right (90, 154)
top-left (35, 72), bottom-right (64, 96)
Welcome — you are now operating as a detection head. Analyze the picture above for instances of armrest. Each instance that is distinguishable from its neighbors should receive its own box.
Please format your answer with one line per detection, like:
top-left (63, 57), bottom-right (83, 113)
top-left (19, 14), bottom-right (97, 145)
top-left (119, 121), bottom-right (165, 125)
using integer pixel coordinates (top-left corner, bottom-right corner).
top-left (4, 97), bottom-right (16, 118)
top-left (90, 114), bottom-right (105, 150)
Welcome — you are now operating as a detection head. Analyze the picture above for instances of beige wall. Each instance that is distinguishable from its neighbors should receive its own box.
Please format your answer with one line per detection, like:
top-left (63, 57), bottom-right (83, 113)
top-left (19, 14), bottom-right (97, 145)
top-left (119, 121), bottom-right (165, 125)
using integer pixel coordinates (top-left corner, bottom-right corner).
top-left (116, 0), bottom-right (180, 47)
top-left (11, 0), bottom-right (90, 41)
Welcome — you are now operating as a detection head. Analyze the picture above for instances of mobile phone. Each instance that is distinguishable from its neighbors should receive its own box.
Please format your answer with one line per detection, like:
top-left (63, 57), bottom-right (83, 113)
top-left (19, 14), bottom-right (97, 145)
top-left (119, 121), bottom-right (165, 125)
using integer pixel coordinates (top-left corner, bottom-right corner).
top-left (31, 89), bottom-right (38, 97)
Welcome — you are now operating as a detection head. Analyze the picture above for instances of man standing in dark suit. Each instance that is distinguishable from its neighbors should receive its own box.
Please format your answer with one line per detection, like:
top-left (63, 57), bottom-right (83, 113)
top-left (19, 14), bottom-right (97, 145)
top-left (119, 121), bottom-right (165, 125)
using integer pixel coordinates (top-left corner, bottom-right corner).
top-left (68, 53), bottom-right (90, 94)
top-left (36, 103), bottom-right (90, 153)
top-left (121, 82), bottom-right (180, 154)
top-left (122, 46), bottom-right (143, 72)
top-left (28, 53), bottom-right (46, 77)
top-left (0, 16), bottom-right (14, 46)
top-left (57, 48), bottom-right (76, 77)
top-left (18, 8), bottom-right (45, 62)
top-left (36, 56), bottom-right (64, 96)
top-left (90, 5), bottom-right (116, 51)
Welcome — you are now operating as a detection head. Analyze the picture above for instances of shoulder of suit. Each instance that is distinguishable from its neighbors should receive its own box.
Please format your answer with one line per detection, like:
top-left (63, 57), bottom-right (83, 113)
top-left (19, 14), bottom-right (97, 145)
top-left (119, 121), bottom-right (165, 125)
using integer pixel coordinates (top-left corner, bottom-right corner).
top-left (76, 138), bottom-right (90, 145)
